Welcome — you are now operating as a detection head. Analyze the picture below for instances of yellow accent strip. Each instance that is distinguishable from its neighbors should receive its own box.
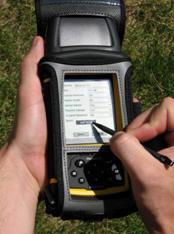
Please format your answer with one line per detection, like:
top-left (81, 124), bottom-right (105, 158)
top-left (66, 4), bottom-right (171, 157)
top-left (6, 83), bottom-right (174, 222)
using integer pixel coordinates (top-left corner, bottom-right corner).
top-left (43, 78), bottom-right (51, 84)
top-left (70, 172), bottom-right (129, 197)
top-left (112, 74), bottom-right (123, 131)
top-left (49, 178), bottom-right (58, 184)
top-left (66, 143), bottom-right (104, 148)
top-left (70, 184), bottom-right (128, 197)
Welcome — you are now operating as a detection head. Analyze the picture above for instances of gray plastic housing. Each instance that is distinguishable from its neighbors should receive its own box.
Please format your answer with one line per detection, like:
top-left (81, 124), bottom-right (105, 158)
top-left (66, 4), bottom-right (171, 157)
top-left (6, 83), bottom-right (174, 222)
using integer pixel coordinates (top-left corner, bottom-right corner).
top-left (36, 0), bottom-right (136, 220)
top-left (40, 60), bottom-right (136, 219)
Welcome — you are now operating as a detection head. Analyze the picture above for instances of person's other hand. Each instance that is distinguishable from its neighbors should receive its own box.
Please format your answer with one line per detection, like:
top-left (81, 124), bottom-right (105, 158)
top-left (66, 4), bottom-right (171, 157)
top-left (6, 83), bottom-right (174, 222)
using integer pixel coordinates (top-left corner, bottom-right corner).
top-left (110, 97), bottom-right (174, 233)
top-left (0, 36), bottom-right (47, 233)
top-left (0, 36), bottom-right (46, 195)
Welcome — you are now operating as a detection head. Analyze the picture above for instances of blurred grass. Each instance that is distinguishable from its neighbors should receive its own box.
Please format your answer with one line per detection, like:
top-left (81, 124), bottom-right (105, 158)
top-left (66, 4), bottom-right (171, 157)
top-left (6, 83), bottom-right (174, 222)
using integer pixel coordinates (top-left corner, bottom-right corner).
top-left (0, 0), bottom-right (174, 233)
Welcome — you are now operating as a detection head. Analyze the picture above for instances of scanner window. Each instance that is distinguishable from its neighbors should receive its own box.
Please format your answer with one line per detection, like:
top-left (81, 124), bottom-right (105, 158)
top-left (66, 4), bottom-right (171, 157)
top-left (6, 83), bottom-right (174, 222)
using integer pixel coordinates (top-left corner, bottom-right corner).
top-left (59, 17), bottom-right (112, 47)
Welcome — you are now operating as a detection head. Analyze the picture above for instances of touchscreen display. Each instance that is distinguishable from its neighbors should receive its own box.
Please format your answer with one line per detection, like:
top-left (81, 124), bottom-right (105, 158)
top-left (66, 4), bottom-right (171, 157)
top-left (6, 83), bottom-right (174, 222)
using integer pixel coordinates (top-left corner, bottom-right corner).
top-left (64, 76), bottom-right (116, 144)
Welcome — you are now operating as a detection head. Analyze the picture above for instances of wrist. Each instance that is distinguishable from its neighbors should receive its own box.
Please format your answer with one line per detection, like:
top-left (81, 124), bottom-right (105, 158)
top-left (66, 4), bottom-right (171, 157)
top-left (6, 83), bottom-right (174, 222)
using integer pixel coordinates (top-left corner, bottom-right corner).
top-left (0, 144), bottom-right (40, 234)
top-left (147, 221), bottom-right (174, 234)
top-left (0, 144), bottom-right (40, 202)
top-left (139, 208), bottom-right (174, 234)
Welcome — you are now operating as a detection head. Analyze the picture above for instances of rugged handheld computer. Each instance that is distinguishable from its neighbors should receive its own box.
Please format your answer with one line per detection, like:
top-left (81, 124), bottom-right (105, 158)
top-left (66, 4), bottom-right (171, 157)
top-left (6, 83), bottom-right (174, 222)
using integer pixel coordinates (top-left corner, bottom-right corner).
top-left (36, 0), bottom-right (137, 219)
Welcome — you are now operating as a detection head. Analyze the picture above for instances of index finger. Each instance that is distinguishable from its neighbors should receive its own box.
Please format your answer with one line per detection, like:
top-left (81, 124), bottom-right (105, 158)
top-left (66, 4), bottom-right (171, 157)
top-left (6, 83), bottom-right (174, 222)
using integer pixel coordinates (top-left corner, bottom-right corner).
top-left (127, 97), bottom-right (174, 144)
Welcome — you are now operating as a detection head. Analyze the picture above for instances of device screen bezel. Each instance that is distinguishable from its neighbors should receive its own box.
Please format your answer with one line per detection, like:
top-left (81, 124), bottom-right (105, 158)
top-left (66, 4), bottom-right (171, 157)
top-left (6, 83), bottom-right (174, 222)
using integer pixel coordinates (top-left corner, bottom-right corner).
top-left (63, 73), bottom-right (123, 147)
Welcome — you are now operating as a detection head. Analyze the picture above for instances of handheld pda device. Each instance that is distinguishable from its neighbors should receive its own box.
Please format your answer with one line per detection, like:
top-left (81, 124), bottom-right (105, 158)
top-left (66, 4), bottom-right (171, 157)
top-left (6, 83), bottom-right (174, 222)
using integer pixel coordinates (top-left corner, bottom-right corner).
top-left (36, 0), bottom-right (137, 219)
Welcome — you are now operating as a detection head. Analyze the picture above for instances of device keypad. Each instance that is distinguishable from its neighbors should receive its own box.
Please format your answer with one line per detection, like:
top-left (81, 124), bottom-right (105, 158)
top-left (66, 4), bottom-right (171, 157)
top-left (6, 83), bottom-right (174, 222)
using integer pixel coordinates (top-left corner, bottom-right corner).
top-left (71, 171), bottom-right (78, 177)
top-left (68, 152), bottom-right (125, 190)
top-left (79, 177), bottom-right (86, 184)
top-left (75, 159), bottom-right (85, 168)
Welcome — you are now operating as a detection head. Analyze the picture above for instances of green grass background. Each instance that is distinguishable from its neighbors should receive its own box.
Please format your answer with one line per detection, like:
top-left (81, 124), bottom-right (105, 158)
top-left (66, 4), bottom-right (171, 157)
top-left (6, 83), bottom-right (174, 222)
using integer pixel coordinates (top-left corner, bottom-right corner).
top-left (0, 0), bottom-right (174, 233)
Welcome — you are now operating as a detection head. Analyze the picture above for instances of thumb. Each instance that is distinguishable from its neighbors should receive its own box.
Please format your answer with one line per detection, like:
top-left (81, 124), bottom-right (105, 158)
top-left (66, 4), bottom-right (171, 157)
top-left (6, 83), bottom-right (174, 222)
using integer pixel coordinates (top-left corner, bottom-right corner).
top-left (20, 36), bottom-right (44, 85)
top-left (110, 132), bottom-right (157, 177)
top-left (12, 36), bottom-right (46, 149)
top-left (18, 36), bottom-right (44, 112)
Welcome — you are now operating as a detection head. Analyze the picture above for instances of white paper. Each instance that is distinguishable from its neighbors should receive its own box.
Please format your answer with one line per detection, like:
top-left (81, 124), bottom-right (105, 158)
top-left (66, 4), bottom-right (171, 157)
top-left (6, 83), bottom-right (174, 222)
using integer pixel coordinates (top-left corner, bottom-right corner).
top-left (64, 79), bottom-right (116, 144)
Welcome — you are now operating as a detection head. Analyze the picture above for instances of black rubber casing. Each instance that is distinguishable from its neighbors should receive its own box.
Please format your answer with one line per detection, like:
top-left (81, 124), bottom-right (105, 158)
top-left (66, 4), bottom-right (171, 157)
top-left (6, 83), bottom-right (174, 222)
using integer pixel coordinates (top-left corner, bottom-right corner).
top-left (36, 0), bottom-right (137, 220)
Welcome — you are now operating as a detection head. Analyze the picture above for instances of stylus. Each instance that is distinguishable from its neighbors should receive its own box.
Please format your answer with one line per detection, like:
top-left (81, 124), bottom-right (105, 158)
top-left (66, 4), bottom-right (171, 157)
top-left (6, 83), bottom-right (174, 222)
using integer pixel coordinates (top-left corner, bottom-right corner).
top-left (92, 122), bottom-right (174, 167)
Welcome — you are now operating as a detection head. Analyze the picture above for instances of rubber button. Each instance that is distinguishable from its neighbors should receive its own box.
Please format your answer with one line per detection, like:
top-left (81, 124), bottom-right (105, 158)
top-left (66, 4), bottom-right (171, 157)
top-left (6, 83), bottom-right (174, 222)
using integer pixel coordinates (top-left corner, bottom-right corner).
top-left (71, 171), bottom-right (77, 177)
top-left (79, 177), bottom-right (85, 184)
top-left (113, 169), bottom-right (119, 174)
top-left (75, 160), bottom-right (85, 168)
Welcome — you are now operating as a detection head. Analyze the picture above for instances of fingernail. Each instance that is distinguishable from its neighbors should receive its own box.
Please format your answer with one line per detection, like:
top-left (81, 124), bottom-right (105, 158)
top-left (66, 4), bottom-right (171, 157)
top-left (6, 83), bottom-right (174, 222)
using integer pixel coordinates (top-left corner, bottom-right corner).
top-left (113, 131), bottom-right (125, 138)
top-left (110, 131), bottom-right (124, 143)
top-left (32, 37), bottom-right (39, 47)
